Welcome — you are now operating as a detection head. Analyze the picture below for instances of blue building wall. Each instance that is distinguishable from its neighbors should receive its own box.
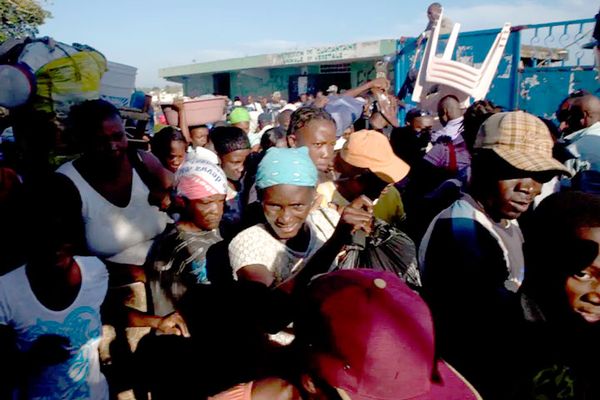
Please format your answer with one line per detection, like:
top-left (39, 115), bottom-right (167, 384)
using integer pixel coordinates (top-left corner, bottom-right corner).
top-left (395, 18), bottom-right (599, 123)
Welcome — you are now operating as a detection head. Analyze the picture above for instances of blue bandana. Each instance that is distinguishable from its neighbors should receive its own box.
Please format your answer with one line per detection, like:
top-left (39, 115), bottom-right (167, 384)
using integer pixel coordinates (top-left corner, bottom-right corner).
top-left (256, 147), bottom-right (318, 189)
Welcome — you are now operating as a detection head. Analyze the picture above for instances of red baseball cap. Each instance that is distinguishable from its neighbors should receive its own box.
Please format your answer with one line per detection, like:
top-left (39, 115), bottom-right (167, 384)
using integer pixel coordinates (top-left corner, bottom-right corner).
top-left (297, 269), bottom-right (481, 400)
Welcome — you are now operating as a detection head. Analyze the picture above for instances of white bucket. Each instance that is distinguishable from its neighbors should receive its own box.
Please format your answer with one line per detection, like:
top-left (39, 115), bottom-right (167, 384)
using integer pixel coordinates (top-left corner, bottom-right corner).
top-left (100, 61), bottom-right (137, 107)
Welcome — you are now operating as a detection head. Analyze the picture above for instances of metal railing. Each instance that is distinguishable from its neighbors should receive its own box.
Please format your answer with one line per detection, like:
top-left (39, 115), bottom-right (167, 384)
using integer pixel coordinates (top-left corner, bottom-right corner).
top-left (394, 17), bottom-right (597, 119)
top-left (516, 18), bottom-right (595, 68)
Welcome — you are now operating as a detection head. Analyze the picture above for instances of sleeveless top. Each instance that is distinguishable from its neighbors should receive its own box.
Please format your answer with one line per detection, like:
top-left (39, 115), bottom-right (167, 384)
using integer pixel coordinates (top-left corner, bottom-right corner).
top-left (57, 161), bottom-right (169, 266)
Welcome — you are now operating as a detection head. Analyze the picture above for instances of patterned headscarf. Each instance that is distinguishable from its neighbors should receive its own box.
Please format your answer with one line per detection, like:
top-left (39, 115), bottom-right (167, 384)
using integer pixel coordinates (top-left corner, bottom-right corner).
top-left (256, 147), bottom-right (318, 189)
top-left (175, 158), bottom-right (227, 200)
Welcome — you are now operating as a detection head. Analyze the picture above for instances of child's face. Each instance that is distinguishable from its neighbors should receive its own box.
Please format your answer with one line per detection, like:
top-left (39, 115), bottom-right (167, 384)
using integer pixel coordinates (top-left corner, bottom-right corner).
top-left (165, 141), bottom-right (187, 173)
top-left (190, 127), bottom-right (209, 148)
top-left (293, 120), bottom-right (336, 174)
top-left (566, 227), bottom-right (600, 323)
top-left (186, 194), bottom-right (226, 230)
top-left (221, 149), bottom-right (251, 182)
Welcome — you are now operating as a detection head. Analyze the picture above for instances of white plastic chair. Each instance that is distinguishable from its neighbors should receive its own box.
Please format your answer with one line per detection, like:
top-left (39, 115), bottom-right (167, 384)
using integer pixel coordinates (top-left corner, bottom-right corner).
top-left (412, 11), bottom-right (511, 107)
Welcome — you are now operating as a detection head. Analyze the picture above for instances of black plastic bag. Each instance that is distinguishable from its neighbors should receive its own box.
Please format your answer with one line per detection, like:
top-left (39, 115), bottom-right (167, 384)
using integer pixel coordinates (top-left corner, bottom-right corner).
top-left (335, 219), bottom-right (421, 288)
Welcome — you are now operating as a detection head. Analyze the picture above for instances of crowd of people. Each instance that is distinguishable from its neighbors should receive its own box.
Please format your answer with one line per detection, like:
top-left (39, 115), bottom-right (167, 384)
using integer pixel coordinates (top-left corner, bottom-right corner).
top-left (0, 56), bottom-right (600, 399)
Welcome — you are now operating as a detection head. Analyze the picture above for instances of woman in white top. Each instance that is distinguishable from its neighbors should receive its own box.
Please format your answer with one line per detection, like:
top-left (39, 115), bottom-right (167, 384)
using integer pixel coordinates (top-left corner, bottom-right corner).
top-left (56, 99), bottom-right (170, 284)
top-left (0, 183), bottom-right (187, 400)
top-left (229, 147), bottom-right (373, 289)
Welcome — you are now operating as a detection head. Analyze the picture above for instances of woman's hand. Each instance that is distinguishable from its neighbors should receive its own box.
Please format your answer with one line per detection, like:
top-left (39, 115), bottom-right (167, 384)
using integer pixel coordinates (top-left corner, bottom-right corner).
top-left (339, 195), bottom-right (374, 236)
top-left (156, 312), bottom-right (190, 337)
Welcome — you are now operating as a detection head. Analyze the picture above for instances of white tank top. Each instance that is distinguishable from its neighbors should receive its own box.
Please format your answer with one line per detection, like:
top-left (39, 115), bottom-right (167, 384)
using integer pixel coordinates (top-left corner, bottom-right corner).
top-left (57, 161), bottom-right (169, 266)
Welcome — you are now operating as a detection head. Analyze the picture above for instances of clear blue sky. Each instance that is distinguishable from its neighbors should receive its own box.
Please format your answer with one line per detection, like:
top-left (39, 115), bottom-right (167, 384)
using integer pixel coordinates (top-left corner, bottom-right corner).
top-left (37, 0), bottom-right (594, 87)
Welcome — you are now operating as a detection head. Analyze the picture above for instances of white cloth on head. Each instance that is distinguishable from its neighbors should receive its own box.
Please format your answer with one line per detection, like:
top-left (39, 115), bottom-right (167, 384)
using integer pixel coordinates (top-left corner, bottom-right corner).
top-left (175, 158), bottom-right (227, 200)
top-left (0, 256), bottom-right (109, 399)
top-left (187, 146), bottom-right (220, 165)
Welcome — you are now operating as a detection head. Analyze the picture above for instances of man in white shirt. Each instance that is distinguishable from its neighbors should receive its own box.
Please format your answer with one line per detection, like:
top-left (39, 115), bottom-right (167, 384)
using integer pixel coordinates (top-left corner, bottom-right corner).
top-left (563, 94), bottom-right (600, 174)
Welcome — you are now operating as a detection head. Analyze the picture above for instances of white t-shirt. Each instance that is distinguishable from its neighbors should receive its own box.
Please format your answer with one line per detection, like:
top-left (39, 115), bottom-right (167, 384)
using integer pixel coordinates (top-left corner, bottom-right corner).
top-left (0, 256), bottom-right (109, 400)
top-left (565, 121), bottom-right (600, 173)
top-left (229, 208), bottom-right (339, 284)
top-left (57, 161), bottom-right (169, 266)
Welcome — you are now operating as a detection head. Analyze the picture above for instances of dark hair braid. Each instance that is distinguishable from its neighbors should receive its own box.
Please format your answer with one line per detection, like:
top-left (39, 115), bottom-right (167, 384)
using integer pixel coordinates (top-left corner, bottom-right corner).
top-left (288, 107), bottom-right (335, 137)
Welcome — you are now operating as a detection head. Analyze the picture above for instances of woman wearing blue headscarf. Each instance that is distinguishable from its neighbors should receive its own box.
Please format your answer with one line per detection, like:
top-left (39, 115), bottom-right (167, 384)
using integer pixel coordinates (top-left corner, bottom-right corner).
top-left (228, 147), bottom-right (371, 288)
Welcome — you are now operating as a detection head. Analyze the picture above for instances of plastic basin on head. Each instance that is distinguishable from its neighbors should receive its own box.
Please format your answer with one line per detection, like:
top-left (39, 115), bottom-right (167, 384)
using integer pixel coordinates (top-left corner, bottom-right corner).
top-left (162, 105), bottom-right (179, 126)
top-left (162, 97), bottom-right (228, 127)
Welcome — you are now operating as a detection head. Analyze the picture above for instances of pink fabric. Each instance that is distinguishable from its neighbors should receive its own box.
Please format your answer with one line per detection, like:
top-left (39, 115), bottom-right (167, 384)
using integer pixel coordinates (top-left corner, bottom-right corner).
top-left (175, 158), bottom-right (227, 200)
top-left (177, 175), bottom-right (222, 199)
top-left (209, 382), bottom-right (253, 400)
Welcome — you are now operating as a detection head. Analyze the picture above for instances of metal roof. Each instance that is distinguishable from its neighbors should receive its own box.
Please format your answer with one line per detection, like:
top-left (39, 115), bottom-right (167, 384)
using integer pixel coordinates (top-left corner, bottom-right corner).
top-left (159, 39), bottom-right (396, 79)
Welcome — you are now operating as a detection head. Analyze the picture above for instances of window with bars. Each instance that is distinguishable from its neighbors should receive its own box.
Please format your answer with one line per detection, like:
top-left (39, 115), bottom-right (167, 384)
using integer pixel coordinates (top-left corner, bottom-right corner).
top-left (320, 63), bottom-right (351, 74)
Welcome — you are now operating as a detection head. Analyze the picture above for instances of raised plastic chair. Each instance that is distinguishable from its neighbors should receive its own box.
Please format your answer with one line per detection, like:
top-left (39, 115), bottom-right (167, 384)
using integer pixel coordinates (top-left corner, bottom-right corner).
top-left (412, 11), bottom-right (511, 107)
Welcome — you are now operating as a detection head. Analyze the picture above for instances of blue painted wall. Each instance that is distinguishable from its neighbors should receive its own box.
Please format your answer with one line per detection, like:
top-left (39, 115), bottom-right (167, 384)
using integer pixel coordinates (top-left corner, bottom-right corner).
top-left (395, 18), bottom-right (599, 123)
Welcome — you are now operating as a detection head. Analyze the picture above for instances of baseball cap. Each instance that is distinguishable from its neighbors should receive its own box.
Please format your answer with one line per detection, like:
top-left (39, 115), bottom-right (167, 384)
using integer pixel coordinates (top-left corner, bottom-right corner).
top-left (474, 111), bottom-right (571, 175)
top-left (340, 130), bottom-right (410, 183)
top-left (297, 269), bottom-right (481, 400)
top-left (327, 84), bottom-right (339, 93)
top-left (228, 107), bottom-right (250, 124)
